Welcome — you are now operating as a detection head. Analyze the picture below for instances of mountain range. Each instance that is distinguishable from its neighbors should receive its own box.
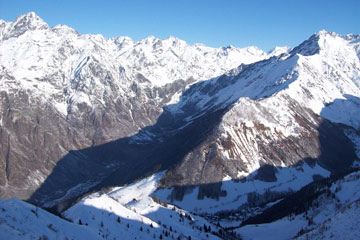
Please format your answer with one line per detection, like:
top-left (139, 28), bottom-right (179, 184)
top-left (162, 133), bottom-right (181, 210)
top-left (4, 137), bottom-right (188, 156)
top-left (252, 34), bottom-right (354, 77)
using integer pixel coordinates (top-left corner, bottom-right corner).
top-left (0, 12), bottom-right (360, 240)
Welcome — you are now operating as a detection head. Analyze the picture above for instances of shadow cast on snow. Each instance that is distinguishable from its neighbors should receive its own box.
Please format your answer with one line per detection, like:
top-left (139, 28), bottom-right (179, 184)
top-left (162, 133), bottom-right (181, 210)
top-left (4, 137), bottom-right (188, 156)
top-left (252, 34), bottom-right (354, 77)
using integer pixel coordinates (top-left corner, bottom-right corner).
top-left (61, 202), bottom-right (181, 240)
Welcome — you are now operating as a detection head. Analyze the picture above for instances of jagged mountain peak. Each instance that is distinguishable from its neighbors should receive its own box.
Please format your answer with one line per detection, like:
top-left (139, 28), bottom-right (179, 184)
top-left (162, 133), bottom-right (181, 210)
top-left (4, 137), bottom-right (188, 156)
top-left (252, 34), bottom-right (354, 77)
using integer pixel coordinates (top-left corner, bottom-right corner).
top-left (244, 45), bottom-right (266, 54)
top-left (315, 29), bottom-right (334, 36)
top-left (289, 30), bottom-right (334, 56)
top-left (344, 33), bottom-right (360, 42)
top-left (2, 12), bottom-right (49, 40)
top-left (0, 19), bottom-right (7, 25)
top-left (290, 29), bottom-right (360, 58)
top-left (312, 29), bottom-right (360, 42)
top-left (143, 34), bottom-right (157, 41)
top-left (290, 32), bottom-right (322, 56)
top-left (163, 35), bottom-right (188, 47)
top-left (267, 46), bottom-right (291, 57)
top-left (313, 29), bottom-right (359, 40)
top-left (0, 12), bottom-right (274, 86)
top-left (52, 24), bottom-right (78, 35)
top-left (112, 36), bottom-right (134, 49)
top-left (131, 35), bottom-right (189, 52)
top-left (165, 35), bottom-right (182, 42)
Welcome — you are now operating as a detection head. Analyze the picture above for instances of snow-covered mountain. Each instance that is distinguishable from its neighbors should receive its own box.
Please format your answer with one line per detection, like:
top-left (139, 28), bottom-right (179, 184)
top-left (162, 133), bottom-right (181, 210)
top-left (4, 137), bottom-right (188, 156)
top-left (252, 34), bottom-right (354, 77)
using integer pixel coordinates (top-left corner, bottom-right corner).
top-left (0, 12), bottom-right (275, 202)
top-left (155, 30), bottom-right (360, 202)
top-left (1, 11), bottom-right (360, 240)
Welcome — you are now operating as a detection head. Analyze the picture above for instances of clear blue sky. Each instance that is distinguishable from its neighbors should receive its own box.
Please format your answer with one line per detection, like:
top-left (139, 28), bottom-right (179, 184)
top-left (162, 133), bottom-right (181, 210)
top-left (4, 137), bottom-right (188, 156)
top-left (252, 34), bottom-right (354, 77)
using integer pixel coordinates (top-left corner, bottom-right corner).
top-left (0, 0), bottom-right (359, 51)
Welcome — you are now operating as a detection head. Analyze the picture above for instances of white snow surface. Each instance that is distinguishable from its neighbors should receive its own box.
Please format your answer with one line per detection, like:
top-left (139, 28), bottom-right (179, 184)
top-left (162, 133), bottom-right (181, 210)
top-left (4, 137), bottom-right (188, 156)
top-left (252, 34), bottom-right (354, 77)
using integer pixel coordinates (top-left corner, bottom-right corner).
top-left (155, 163), bottom-right (330, 214)
top-left (0, 172), bottom-right (221, 240)
top-left (295, 199), bottom-right (360, 240)
top-left (2, 170), bottom-right (358, 240)
top-left (0, 12), bottom-right (281, 118)
top-left (0, 198), bottom-right (100, 240)
top-left (63, 172), bottom-right (222, 240)
top-left (238, 215), bottom-right (307, 240)
top-left (169, 31), bottom-right (360, 131)
top-left (108, 171), bottom-right (166, 206)
top-left (267, 46), bottom-right (291, 57)
top-left (235, 170), bottom-right (360, 240)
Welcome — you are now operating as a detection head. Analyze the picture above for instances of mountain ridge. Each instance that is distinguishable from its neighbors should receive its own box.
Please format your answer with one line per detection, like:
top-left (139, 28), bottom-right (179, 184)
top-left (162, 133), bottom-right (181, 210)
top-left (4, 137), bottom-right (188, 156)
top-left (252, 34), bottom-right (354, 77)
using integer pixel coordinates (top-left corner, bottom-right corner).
top-left (1, 11), bottom-right (360, 240)
top-left (0, 12), bottom-right (285, 202)
top-left (0, 12), bottom-right (359, 219)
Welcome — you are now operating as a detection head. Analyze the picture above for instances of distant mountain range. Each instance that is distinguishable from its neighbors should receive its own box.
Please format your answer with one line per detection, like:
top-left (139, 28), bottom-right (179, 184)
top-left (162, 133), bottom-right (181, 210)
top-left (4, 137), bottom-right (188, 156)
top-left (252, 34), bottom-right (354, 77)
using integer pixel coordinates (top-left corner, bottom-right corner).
top-left (0, 12), bottom-right (359, 240)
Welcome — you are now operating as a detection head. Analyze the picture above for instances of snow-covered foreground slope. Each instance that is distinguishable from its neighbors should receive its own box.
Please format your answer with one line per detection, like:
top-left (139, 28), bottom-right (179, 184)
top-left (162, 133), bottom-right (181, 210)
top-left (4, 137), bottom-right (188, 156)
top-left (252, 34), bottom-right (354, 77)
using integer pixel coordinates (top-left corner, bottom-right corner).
top-left (0, 172), bottom-right (226, 240)
top-left (235, 169), bottom-right (360, 240)
top-left (1, 169), bottom-right (358, 240)
top-left (0, 198), bottom-right (101, 240)
top-left (295, 199), bottom-right (360, 240)
top-left (62, 172), bottom-right (224, 240)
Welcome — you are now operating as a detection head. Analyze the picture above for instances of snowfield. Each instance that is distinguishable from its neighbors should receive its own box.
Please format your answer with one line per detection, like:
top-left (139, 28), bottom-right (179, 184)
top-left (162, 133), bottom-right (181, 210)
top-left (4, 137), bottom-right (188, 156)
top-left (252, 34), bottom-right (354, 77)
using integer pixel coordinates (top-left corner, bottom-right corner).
top-left (1, 169), bottom-right (359, 240)
top-left (0, 198), bottom-right (101, 240)
top-left (155, 164), bottom-right (330, 214)
top-left (235, 170), bottom-right (360, 240)
top-left (0, 172), bottom-right (223, 240)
